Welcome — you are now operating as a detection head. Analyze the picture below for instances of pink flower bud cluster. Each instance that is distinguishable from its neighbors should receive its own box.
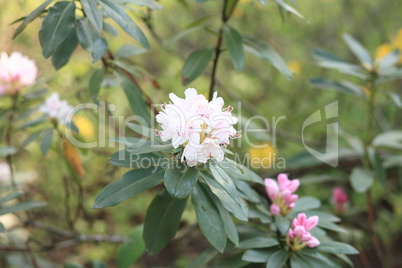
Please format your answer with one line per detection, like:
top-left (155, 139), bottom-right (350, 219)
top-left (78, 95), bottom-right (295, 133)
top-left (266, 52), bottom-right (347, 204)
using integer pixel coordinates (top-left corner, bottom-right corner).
top-left (332, 187), bottom-right (349, 214)
top-left (287, 213), bottom-right (320, 250)
top-left (264, 174), bottom-right (300, 216)
top-left (0, 52), bottom-right (38, 96)
top-left (156, 88), bottom-right (239, 167)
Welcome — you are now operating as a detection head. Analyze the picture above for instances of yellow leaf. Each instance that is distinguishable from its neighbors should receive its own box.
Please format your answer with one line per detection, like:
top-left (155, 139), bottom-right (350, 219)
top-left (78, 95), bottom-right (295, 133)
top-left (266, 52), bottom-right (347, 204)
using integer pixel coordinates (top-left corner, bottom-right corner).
top-left (63, 139), bottom-right (85, 177)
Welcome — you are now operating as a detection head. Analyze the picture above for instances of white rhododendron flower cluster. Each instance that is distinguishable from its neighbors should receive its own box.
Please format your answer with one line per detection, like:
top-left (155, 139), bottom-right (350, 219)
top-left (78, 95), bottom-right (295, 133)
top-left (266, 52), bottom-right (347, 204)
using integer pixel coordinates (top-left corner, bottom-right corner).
top-left (40, 92), bottom-right (73, 124)
top-left (0, 52), bottom-right (38, 95)
top-left (156, 88), bottom-right (240, 166)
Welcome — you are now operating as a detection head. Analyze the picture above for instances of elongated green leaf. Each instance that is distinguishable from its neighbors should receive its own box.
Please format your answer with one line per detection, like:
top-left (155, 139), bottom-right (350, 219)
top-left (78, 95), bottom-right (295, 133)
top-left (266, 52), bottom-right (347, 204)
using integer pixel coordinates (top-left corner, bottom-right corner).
top-left (0, 201), bottom-right (46, 216)
top-left (116, 44), bottom-right (148, 58)
top-left (0, 192), bottom-right (23, 204)
top-left (164, 25), bottom-right (203, 48)
top-left (192, 183), bottom-right (227, 253)
top-left (52, 27), bottom-right (78, 69)
top-left (0, 146), bottom-right (18, 157)
top-left (297, 251), bottom-right (340, 268)
top-left (343, 34), bottom-right (372, 66)
top-left (373, 152), bottom-right (387, 187)
top-left (117, 225), bottom-right (145, 268)
top-left (275, 0), bottom-right (305, 19)
top-left (40, 128), bottom-right (53, 156)
top-left (92, 168), bottom-right (164, 208)
top-left (13, 0), bottom-right (54, 38)
top-left (99, 0), bottom-right (149, 48)
top-left (202, 169), bottom-right (248, 221)
top-left (208, 190), bottom-right (239, 246)
top-left (39, 1), bottom-right (76, 58)
top-left (350, 167), bottom-right (374, 193)
top-left (242, 249), bottom-right (278, 263)
top-left (219, 158), bottom-right (264, 184)
top-left (89, 68), bottom-right (105, 100)
top-left (109, 150), bottom-right (164, 168)
top-left (121, 78), bottom-right (151, 125)
top-left (224, 25), bottom-right (244, 72)
top-left (114, 0), bottom-right (163, 10)
top-left (309, 77), bottom-right (365, 97)
top-left (81, 0), bottom-right (103, 33)
top-left (317, 220), bottom-right (347, 233)
top-left (126, 141), bottom-right (172, 155)
top-left (22, 130), bottom-right (43, 147)
top-left (0, 222), bottom-right (4, 233)
top-left (164, 166), bottom-right (198, 199)
top-left (318, 241), bottom-right (359, 255)
top-left (143, 191), bottom-right (187, 254)
top-left (243, 36), bottom-right (292, 79)
top-left (76, 18), bottom-right (108, 62)
top-left (239, 237), bottom-right (279, 249)
top-left (275, 215), bottom-right (290, 235)
top-left (267, 250), bottom-right (289, 268)
top-left (372, 130), bottom-right (402, 150)
top-left (181, 48), bottom-right (214, 85)
top-left (293, 197), bottom-right (321, 212)
top-left (104, 22), bottom-right (118, 36)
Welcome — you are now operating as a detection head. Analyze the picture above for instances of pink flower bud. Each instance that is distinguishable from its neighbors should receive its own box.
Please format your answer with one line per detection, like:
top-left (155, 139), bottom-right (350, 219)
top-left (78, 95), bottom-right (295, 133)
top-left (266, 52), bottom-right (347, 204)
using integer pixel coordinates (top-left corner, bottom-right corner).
top-left (305, 236), bottom-right (320, 248)
top-left (304, 215), bottom-right (319, 231)
top-left (264, 178), bottom-right (279, 200)
top-left (332, 187), bottom-right (349, 213)
top-left (270, 204), bottom-right (281, 215)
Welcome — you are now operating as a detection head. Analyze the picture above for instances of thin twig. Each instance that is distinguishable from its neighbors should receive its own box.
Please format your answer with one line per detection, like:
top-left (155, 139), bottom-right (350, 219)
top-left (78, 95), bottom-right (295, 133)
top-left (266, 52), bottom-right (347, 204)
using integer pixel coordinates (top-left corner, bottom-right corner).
top-left (208, 0), bottom-right (240, 101)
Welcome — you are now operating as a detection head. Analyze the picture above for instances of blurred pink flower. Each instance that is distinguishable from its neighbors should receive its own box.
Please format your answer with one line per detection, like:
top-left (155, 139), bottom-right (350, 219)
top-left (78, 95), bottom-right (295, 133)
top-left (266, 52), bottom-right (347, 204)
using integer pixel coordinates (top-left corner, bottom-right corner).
top-left (332, 187), bottom-right (349, 214)
top-left (0, 52), bottom-right (37, 95)
top-left (264, 174), bottom-right (299, 215)
top-left (287, 213), bottom-right (320, 251)
top-left (40, 92), bottom-right (73, 125)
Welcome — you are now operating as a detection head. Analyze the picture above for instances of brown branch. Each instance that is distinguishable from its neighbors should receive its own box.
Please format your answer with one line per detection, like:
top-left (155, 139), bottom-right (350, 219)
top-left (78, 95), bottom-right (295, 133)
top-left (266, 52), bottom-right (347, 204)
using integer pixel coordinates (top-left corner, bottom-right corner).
top-left (208, 0), bottom-right (240, 101)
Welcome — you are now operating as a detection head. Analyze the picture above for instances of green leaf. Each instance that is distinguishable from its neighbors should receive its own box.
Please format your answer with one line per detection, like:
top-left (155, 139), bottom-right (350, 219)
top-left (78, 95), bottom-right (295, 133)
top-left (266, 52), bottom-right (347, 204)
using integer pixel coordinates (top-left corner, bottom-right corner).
top-left (81, 0), bottom-right (103, 33)
top-left (0, 146), bottom-right (18, 158)
top-left (39, 1), bottom-right (76, 58)
top-left (52, 27), bottom-right (78, 69)
top-left (143, 190), bottom-right (187, 254)
top-left (350, 167), bottom-right (374, 193)
top-left (99, 0), bottom-right (149, 48)
top-left (372, 130), bottom-right (402, 150)
top-left (126, 141), bottom-right (172, 155)
top-left (243, 35), bottom-right (292, 79)
top-left (13, 0), bottom-right (54, 39)
top-left (117, 225), bottom-right (145, 268)
top-left (274, 0), bottom-right (305, 19)
top-left (109, 150), bottom-right (163, 168)
top-left (267, 250), bottom-right (289, 268)
top-left (192, 182), bottom-right (227, 253)
top-left (181, 48), bottom-right (214, 85)
top-left (0, 201), bottom-right (46, 216)
top-left (373, 152), bottom-right (387, 187)
top-left (318, 241), bottom-right (359, 255)
top-left (92, 168), bottom-right (164, 208)
top-left (208, 189), bottom-right (239, 246)
top-left (0, 222), bottom-right (4, 233)
top-left (313, 49), bottom-right (366, 79)
top-left (116, 44), bottom-right (148, 58)
top-left (224, 25), bottom-right (244, 72)
top-left (219, 158), bottom-right (264, 184)
top-left (0, 192), bottom-right (23, 204)
top-left (164, 166), bottom-right (199, 199)
top-left (114, 0), bottom-right (163, 10)
top-left (309, 77), bottom-right (365, 97)
top-left (317, 220), bottom-right (347, 233)
top-left (40, 128), bottom-right (53, 156)
top-left (64, 263), bottom-right (84, 268)
top-left (343, 34), bottom-right (373, 66)
top-left (239, 237), bottom-right (279, 249)
top-left (89, 68), bottom-right (105, 100)
top-left (121, 78), bottom-right (151, 125)
top-left (76, 18), bottom-right (108, 62)
top-left (164, 25), bottom-right (203, 48)
top-left (202, 168), bottom-right (248, 221)
top-left (22, 130), bottom-right (43, 147)
top-left (293, 197), bottom-right (321, 212)
top-left (103, 21), bottom-right (118, 36)
top-left (242, 249), bottom-right (278, 263)
top-left (275, 215), bottom-right (290, 235)
top-left (297, 251), bottom-right (340, 268)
